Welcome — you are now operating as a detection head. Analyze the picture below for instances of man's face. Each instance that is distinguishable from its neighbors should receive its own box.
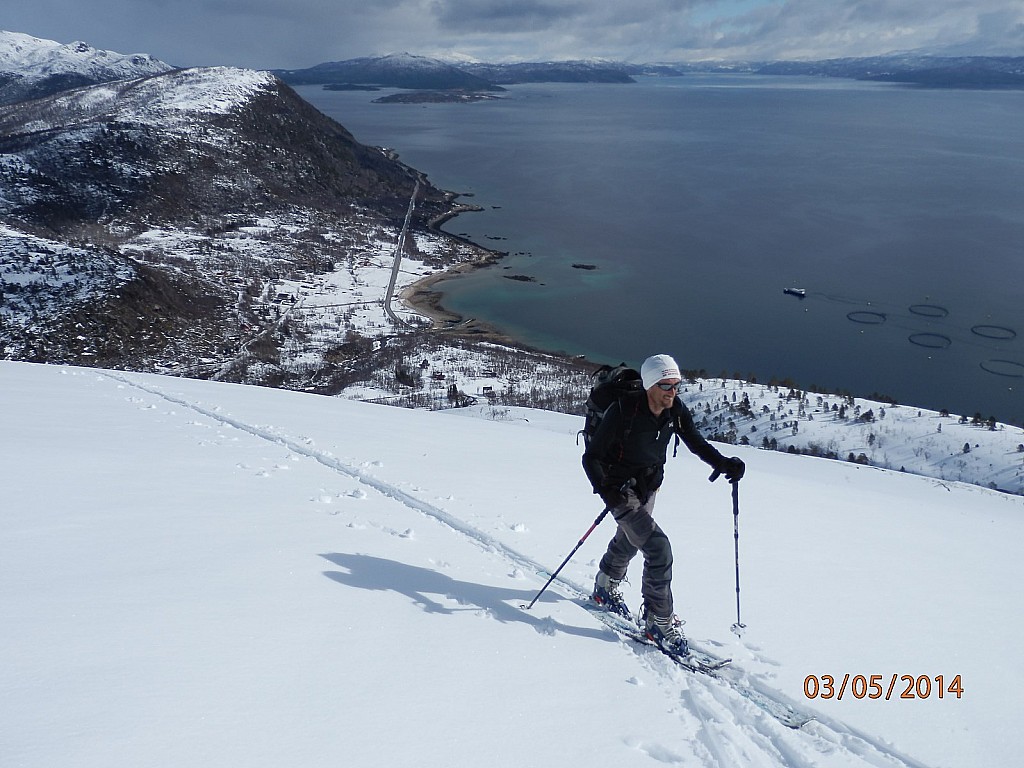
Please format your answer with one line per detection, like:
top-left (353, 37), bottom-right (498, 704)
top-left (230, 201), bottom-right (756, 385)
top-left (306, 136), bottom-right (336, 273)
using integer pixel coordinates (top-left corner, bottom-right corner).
top-left (648, 378), bottom-right (682, 411)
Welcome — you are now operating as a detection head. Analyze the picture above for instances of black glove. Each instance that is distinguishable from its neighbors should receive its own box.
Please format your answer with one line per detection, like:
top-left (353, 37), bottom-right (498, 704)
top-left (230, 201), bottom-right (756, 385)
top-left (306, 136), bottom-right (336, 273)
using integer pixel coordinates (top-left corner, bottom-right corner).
top-left (718, 456), bottom-right (745, 482)
top-left (599, 479), bottom-right (634, 508)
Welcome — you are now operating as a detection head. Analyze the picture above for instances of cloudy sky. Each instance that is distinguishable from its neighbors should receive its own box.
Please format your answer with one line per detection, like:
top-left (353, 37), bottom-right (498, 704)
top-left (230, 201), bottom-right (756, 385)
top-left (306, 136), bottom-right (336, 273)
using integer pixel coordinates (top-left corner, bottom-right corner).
top-left (5, 0), bottom-right (1022, 69)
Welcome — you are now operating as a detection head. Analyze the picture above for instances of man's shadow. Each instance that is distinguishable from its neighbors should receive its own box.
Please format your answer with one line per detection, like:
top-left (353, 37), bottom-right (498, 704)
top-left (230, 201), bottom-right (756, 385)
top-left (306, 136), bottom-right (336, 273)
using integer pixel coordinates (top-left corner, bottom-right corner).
top-left (321, 552), bottom-right (609, 641)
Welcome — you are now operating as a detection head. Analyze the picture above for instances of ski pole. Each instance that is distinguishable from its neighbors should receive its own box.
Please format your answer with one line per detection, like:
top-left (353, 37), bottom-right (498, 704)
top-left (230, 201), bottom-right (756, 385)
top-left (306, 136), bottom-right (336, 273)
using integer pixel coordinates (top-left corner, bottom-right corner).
top-left (522, 507), bottom-right (611, 610)
top-left (730, 479), bottom-right (747, 636)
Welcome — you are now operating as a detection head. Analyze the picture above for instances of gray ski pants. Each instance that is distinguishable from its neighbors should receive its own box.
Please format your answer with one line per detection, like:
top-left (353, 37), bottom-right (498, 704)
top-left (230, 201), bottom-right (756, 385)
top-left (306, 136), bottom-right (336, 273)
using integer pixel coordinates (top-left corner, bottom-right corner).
top-left (598, 490), bottom-right (674, 618)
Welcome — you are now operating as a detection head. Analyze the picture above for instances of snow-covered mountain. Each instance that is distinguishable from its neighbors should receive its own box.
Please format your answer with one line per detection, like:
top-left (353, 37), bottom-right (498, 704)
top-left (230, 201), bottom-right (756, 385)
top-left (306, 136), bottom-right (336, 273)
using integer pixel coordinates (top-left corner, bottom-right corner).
top-left (459, 59), bottom-right (636, 84)
top-left (3, 359), bottom-right (1021, 767)
top-left (0, 63), bottom-right (485, 384)
top-left (275, 53), bottom-right (645, 89)
top-left (754, 54), bottom-right (1024, 87)
top-left (0, 65), bottom-right (427, 225)
top-left (0, 30), bottom-right (172, 105)
top-left (275, 53), bottom-right (501, 91)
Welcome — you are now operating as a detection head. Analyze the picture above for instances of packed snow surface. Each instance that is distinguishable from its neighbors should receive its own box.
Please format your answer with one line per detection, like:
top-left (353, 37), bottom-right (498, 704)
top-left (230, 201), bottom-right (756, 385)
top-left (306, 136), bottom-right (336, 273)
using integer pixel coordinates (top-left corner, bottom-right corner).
top-left (2, 360), bottom-right (1022, 767)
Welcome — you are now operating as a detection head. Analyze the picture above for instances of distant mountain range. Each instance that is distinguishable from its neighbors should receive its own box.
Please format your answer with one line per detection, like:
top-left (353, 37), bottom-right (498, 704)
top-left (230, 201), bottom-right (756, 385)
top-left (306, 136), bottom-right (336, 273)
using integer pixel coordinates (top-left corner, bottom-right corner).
top-left (433, 59), bottom-right (636, 85)
top-left (0, 30), bottom-right (172, 104)
top-left (275, 52), bottom-right (1024, 91)
top-left (274, 53), bottom-right (503, 91)
top-left (3, 30), bottom-right (1020, 107)
top-left (274, 53), bottom-right (638, 89)
top-left (753, 54), bottom-right (1024, 88)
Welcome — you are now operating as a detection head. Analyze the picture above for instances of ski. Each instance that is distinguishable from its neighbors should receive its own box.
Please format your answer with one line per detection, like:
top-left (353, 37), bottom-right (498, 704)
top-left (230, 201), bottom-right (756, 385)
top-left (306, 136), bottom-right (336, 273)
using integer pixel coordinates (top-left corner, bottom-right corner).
top-left (581, 600), bottom-right (731, 670)
top-left (581, 599), bottom-right (814, 729)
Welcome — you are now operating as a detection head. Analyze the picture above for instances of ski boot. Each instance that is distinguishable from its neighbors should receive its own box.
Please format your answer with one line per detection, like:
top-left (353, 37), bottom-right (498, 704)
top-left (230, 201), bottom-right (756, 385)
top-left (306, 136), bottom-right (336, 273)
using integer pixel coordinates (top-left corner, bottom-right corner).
top-left (640, 604), bottom-right (689, 656)
top-left (592, 570), bottom-right (632, 620)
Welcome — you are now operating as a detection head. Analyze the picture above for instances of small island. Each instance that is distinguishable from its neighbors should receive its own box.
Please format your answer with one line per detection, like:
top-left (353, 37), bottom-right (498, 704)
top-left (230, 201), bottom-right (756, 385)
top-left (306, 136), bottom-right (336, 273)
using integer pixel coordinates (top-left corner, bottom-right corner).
top-left (572, 263), bottom-right (598, 270)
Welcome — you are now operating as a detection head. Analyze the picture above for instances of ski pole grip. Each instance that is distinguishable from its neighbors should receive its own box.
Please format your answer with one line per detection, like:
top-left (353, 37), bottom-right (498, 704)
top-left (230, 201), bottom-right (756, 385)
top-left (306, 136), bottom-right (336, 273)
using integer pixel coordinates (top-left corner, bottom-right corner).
top-left (708, 468), bottom-right (722, 483)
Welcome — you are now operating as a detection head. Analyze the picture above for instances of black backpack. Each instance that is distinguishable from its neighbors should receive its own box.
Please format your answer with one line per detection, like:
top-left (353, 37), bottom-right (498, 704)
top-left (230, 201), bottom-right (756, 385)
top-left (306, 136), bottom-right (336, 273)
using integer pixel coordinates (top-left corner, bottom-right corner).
top-left (578, 362), bottom-right (686, 458)
top-left (577, 363), bottom-right (644, 448)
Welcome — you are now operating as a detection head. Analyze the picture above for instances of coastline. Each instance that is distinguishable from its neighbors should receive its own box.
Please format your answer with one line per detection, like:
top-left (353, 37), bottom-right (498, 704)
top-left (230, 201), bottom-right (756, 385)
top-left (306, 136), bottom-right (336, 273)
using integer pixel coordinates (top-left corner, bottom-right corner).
top-left (403, 195), bottom-right (503, 333)
top-left (403, 195), bottom-right (590, 359)
top-left (401, 266), bottom-right (572, 355)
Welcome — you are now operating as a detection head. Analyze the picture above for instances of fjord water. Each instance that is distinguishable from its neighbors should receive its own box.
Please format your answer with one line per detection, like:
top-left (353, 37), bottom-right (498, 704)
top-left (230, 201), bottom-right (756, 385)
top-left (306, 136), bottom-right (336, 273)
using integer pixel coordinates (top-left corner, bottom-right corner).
top-left (299, 77), bottom-right (1024, 425)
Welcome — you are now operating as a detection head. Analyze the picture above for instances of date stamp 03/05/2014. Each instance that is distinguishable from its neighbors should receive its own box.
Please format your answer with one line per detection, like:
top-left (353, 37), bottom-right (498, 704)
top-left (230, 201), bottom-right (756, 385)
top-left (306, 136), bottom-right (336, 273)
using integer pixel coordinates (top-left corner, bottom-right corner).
top-left (803, 674), bottom-right (964, 702)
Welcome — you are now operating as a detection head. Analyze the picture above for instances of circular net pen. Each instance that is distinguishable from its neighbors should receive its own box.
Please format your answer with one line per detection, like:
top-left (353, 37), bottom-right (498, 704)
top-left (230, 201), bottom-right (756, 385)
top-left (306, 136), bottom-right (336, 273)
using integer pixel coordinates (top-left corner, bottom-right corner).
top-left (980, 359), bottom-right (1024, 378)
top-left (908, 304), bottom-right (950, 318)
top-left (972, 325), bottom-right (1017, 341)
top-left (908, 333), bottom-right (952, 349)
top-left (847, 311), bottom-right (887, 325)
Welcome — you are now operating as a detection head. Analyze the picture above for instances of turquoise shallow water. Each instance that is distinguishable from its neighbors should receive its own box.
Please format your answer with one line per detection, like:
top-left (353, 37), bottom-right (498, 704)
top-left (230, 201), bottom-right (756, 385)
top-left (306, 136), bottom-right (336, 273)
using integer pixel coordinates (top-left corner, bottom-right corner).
top-left (299, 77), bottom-right (1024, 424)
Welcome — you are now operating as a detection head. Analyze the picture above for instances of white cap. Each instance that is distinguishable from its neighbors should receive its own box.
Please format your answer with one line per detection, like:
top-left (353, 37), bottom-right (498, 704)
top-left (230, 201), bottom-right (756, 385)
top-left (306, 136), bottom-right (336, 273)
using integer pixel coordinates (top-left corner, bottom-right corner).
top-left (640, 354), bottom-right (681, 390)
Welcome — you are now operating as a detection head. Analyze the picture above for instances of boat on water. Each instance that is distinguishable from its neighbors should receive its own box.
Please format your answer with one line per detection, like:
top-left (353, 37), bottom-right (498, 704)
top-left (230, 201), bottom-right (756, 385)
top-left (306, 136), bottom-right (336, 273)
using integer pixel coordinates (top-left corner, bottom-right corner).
top-left (783, 288), bottom-right (807, 298)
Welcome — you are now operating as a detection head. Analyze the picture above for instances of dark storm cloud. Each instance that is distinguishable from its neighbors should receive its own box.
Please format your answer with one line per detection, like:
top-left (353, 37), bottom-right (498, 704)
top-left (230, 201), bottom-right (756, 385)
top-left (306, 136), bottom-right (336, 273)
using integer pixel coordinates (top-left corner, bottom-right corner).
top-left (430, 0), bottom-right (589, 30)
top-left (428, 0), bottom-right (712, 35)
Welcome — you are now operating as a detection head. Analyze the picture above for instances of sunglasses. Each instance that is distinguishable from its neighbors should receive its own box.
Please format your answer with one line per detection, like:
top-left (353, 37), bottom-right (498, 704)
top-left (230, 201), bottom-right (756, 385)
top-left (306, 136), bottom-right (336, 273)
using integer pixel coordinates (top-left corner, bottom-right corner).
top-left (656, 382), bottom-right (682, 391)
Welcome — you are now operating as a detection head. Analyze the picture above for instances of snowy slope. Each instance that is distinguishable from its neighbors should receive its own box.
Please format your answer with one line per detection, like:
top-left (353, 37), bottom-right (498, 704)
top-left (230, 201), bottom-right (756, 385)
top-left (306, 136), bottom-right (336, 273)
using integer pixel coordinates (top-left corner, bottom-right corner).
top-left (673, 379), bottom-right (1024, 495)
top-left (2, 66), bottom-right (277, 136)
top-left (0, 29), bottom-right (172, 104)
top-left (2, 360), bottom-right (1022, 767)
top-left (0, 30), bottom-right (169, 76)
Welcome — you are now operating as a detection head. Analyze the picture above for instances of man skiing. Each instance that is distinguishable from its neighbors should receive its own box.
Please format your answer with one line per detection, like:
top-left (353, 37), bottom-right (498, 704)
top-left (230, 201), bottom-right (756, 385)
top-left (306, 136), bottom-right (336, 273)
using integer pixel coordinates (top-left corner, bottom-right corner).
top-left (582, 354), bottom-right (745, 655)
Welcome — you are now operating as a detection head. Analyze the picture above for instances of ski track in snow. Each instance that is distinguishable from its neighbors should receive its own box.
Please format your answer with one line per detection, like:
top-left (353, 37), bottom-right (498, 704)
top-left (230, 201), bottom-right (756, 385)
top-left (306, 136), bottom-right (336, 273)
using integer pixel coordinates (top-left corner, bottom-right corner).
top-left (106, 370), bottom-right (934, 768)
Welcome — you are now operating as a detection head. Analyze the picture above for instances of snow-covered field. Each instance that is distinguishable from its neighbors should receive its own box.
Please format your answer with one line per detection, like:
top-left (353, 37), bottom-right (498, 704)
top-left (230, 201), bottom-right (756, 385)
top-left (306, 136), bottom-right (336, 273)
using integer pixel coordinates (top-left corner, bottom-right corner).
top-left (674, 379), bottom-right (1024, 496)
top-left (3, 359), bottom-right (1021, 767)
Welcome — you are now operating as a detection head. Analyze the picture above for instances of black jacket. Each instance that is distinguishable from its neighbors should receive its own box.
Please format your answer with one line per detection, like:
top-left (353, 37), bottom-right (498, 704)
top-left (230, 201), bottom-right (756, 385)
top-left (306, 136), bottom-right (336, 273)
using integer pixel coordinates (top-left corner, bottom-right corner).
top-left (582, 390), bottom-right (724, 498)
